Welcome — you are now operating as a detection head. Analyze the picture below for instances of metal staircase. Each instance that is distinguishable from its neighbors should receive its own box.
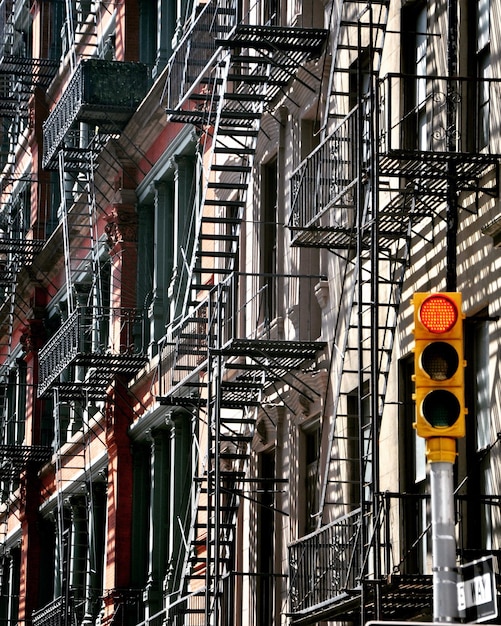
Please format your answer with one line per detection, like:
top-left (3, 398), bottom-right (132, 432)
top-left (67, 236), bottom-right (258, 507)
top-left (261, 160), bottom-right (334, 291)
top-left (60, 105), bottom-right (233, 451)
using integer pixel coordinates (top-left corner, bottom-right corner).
top-left (38, 54), bottom-right (148, 402)
top-left (161, 276), bottom-right (325, 625)
top-left (159, 2), bottom-right (328, 623)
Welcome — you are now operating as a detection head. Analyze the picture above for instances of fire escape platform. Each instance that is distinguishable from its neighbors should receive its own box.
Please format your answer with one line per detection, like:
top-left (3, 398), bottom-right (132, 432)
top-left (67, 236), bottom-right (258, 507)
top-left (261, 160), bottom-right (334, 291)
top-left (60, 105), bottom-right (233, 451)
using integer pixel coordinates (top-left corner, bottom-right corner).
top-left (42, 59), bottom-right (148, 169)
top-left (220, 24), bottom-right (329, 55)
top-left (219, 338), bottom-right (325, 361)
top-left (165, 20), bottom-right (328, 124)
top-left (37, 307), bottom-right (147, 399)
top-left (380, 149), bottom-right (500, 190)
top-left (0, 239), bottom-right (45, 256)
top-left (290, 142), bottom-right (501, 250)
top-left (0, 443), bottom-right (52, 480)
top-left (0, 56), bottom-right (58, 116)
top-left (289, 574), bottom-right (433, 625)
top-left (158, 338), bottom-right (326, 409)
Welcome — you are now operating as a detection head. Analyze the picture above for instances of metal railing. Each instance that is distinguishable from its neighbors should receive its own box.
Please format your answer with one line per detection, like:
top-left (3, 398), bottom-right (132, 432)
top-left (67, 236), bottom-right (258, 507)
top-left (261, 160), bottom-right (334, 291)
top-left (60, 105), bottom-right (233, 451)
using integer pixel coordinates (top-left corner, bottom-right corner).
top-left (162, 0), bottom-right (237, 112)
top-left (379, 73), bottom-right (501, 155)
top-left (288, 490), bottom-right (501, 616)
top-left (32, 596), bottom-right (71, 626)
top-left (157, 271), bottom-right (325, 398)
top-left (289, 108), bottom-right (357, 232)
top-left (42, 59), bottom-right (148, 168)
top-left (289, 508), bottom-right (362, 613)
top-left (38, 306), bottom-right (146, 397)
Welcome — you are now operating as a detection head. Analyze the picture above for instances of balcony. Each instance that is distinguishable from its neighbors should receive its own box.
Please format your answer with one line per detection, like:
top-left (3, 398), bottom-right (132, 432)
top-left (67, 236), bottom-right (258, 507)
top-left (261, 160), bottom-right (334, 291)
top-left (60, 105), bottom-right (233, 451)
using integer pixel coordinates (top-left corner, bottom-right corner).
top-left (163, 0), bottom-right (235, 113)
top-left (0, 56), bottom-right (58, 117)
top-left (289, 75), bottom-right (501, 250)
top-left (0, 443), bottom-right (51, 480)
top-left (289, 110), bottom-right (357, 248)
top-left (42, 59), bottom-right (148, 169)
top-left (289, 509), bottom-right (362, 619)
top-left (38, 307), bottom-right (147, 399)
top-left (288, 491), bottom-right (501, 624)
top-left (163, 0), bottom-right (327, 123)
top-left (287, 501), bottom-right (433, 624)
top-left (32, 596), bottom-right (71, 626)
top-left (158, 272), bottom-right (326, 407)
top-left (379, 73), bottom-right (501, 192)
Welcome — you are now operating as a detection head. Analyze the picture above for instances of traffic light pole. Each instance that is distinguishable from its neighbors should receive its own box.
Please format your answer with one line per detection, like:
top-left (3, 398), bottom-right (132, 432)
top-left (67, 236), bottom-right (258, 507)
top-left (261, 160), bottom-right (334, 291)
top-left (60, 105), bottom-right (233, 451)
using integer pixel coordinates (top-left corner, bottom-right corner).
top-left (429, 440), bottom-right (458, 622)
top-left (413, 292), bottom-right (465, 622)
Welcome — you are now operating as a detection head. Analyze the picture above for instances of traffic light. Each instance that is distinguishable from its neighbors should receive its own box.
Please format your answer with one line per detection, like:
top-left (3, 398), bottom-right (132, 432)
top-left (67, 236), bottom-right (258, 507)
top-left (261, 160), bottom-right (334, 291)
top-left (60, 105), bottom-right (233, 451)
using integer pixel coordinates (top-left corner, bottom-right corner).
top-left (412, 292), bottom-right (466, 440)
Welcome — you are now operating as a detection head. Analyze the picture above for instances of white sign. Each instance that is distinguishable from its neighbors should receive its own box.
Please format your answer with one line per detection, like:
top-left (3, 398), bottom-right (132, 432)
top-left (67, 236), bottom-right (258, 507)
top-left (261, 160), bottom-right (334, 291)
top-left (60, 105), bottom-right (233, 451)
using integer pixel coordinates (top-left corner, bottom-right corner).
top-left (458, 556), bottom-right (498, 623)
top-left (457, 573), bottom-right (493, 610)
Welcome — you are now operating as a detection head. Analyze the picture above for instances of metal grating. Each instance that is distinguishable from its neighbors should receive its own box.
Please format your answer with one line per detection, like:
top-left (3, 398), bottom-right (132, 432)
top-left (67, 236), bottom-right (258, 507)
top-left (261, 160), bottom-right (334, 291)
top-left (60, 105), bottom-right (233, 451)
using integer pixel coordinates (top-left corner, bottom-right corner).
top-left (42, 59), bottom-right (148, 169)
top-left (0, 444), bottom-right (51, 480)
top-left (38, 307), bottom-right (147, 398)
top-left (0, 57), bottom-right (58, 117)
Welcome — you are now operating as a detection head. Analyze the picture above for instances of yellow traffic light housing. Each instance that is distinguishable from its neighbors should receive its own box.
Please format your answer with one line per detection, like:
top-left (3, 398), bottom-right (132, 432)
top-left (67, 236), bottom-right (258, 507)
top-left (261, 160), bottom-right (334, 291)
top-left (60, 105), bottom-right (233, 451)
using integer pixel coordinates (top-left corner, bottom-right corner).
top-left (412, 292), bottom-right (466, 441)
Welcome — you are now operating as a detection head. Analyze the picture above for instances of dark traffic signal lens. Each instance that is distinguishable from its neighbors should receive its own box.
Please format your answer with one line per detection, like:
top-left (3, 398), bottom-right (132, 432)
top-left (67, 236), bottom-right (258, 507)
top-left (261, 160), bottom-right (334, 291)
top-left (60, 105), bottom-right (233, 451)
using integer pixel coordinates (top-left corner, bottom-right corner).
top-left (421, 342), bottom-right (459, 381)
top-left (422, 390), bottom-right (461, 427)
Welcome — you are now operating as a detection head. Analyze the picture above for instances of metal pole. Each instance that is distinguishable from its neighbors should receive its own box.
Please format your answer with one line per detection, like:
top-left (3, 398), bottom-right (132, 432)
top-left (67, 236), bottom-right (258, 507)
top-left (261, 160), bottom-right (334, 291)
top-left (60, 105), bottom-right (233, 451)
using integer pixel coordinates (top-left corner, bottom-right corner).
top-left (446, 0), bottom-right (458, 292)
top-left (430, 459), bottom-right (458, 622)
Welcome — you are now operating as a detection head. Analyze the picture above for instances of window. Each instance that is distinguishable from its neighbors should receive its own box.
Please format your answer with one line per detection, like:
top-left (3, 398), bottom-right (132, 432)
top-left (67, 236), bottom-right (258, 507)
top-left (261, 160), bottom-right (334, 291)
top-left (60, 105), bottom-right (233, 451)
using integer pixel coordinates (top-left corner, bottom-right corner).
top-left (463, 313), bottom-right (493, 554)
top-left (139, 1), bottom-right (157, 67)
top-left (40, 484), bottom-right (106, 623)
top-left (130, 442), bottom-right (150, 615)
top-left (0, 547), bottom-right (20, 625)
top-left (261, 159), bottom-right (278, 326)
top-left (402, 2), bottom-right (428, 151)
top-left (256, 451), bottom-right (275, 623)
top-left (399, 356), bottom-right (429, 574)
top-left (304, 424), bottom-right (320, 533)
top-left (473, 0), bottom-right (491, 149)
top-left (347, 384), bottom-right (371, 512)
top-left (48, 1), bottom-right (65, 61)
top-left (263, 0), bottom-right (280, 25)
top-left (3, 363), bottom-right (26, 449)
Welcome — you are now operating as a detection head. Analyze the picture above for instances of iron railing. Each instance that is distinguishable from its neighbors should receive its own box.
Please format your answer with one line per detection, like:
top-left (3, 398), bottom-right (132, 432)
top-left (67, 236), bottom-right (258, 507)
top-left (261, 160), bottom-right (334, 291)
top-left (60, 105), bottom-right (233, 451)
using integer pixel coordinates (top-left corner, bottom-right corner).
top-left (162, 0), bottom-right (237, 112)
top-left (379, 73), bottom-right (501, 155)
top-left (289, 108), bottom-right (357, 233)
top-left (289, 508), bottom-right (362, 614)
top-left (32, 596), bottom-right (71, 626)
top-left (157, 272), bottom-right (325, 398)
top-left (38, 307), bottom-right (146, 397)
top-left (288, 491), bottom-right (501, 616)
top-left (42, 59), bottom-right (148, 168)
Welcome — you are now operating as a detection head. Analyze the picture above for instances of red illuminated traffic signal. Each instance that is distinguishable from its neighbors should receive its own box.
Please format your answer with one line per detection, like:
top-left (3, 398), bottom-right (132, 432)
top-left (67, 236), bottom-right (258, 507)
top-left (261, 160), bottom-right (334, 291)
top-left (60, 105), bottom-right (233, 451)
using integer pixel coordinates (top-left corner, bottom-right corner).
top-left (413, 292), bottom-right (466, 440)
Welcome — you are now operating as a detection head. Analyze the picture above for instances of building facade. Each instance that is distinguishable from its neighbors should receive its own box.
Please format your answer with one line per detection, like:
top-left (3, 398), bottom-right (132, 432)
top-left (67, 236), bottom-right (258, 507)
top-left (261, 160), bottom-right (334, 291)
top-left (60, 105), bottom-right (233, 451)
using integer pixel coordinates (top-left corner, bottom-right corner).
top-left (0, 0), bottom-right (500, 625)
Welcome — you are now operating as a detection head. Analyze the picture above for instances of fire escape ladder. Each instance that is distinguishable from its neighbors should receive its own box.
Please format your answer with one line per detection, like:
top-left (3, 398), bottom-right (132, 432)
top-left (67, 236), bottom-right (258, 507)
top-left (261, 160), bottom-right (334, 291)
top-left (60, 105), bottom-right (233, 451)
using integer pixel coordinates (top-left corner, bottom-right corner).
top-left (167, 45), bottom-right (265, 319)
top-left (160, 1), bottom-right (329, 401)
top-left (163, 281), bottom-right (254, 623)
top-left (287, 3), bottom-right (415, 621)
top-left (58, 145), bottom-right (98, 315)
top-left (164, 278), bottom-right (325, 624)
top-left (163, 0), bottom-right (328, 321)
top-left (52, 386), bottom-right (99, 625)
top-left (63, 0), bottom-right (104, 71)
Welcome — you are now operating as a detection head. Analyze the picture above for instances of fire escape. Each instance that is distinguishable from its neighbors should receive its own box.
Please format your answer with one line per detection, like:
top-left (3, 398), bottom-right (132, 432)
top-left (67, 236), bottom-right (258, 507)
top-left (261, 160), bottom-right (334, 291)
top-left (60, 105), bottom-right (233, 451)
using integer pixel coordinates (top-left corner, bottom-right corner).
top-left (287, 1), bottom-right (501, 625)
top-left (0, 0), bottom-right (58, 540)
top-left (158, 1), bottom-right (328, 623)
top-left (30, 3), bottom-right (148, 624)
